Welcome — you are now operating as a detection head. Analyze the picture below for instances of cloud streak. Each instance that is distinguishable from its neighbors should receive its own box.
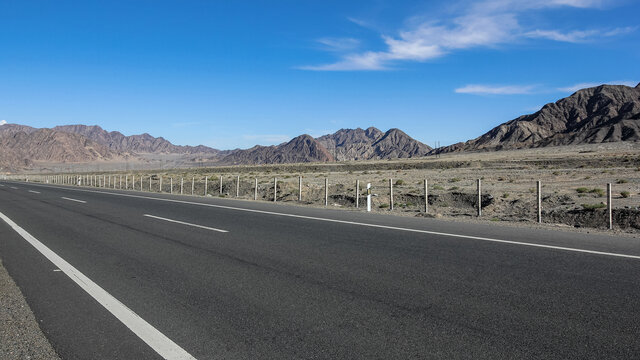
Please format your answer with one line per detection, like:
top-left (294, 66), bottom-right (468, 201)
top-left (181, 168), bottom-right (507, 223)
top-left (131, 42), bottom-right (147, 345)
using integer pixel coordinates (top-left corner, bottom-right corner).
top-left (302, 0), bottom-right (634, 71)
top-left (455, 84), bottom-right (536, 95)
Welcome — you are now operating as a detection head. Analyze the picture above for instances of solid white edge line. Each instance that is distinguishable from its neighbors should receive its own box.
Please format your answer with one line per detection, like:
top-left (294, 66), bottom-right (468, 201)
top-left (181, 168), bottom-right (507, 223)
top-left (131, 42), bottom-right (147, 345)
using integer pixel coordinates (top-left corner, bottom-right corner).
top-left (0, 211), bottom-right (197, 360)
top-left (144, 214), bottom-right (228, 233)
top-left (28, 190), bottom-right (41, 194)
top-left (61, 197), bottom-right (87, 203)
top-left (11, 182), bottom-right (640, 260)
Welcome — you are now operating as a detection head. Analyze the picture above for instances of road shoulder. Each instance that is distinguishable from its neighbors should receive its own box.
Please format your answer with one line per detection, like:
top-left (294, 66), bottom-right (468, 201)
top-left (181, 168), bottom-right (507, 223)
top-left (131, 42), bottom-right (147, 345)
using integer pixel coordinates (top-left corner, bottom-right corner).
top-left (0, 260), bottom-right (60, 360)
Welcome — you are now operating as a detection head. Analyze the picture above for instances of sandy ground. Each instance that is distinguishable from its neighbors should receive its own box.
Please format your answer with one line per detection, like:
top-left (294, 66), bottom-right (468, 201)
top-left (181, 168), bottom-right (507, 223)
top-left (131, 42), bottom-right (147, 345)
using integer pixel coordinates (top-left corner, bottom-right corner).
top-left (0, 260), bottom-right (60, 360)
top-left (17, 142), bottom-right (640, 233)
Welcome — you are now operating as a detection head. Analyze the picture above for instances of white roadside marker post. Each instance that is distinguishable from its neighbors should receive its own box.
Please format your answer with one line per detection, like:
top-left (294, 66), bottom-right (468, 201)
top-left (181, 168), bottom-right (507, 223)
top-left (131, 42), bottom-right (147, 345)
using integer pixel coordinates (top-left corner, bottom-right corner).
top-left (389, 178), bottom-right (393, 211)
top-left (325, 178), bottom-right (328, 207)
top-left (356, 179), bottom-right (360, 208)
top-left (537, 180), bottom-right (542, 223)
top-left (424, 179), bottom-right (428, 214)
top-left (477, 179), bottom-right (482, 217)
top-left (607, 183), bottom-right (612, 230)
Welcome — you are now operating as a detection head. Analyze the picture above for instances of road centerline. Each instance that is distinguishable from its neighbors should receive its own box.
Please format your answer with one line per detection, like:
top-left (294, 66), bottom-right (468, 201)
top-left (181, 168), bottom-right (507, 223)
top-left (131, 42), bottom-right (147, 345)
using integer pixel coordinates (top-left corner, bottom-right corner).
top-left (28, 190), bottom-right (41, 194)
top-left (61, 196), bottom-right (87, 203)
top-left (0, 211), bottom-right (197, 360)
top-left (144, 214), bottom-right (228, 233)
top-left (9, 182), bottom-right (640, 260)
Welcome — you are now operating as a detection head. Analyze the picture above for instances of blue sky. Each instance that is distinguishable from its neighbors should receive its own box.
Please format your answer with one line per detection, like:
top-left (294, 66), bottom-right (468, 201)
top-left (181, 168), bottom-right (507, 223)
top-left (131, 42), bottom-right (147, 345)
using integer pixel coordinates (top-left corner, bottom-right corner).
top-left (1, 0), bottom-right (638, 149)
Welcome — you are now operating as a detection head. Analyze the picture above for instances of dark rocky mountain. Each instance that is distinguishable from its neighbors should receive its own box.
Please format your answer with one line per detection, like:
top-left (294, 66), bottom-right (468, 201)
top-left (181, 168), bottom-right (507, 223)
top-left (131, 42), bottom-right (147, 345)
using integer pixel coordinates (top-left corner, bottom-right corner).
top-left (316, 127), bottom-right (431, 160)
top-left (221, 134), bottom-right (335, 165)
top-left (0, 128), bottom-right (117, 169)
top-left (223, 127), bottom-right (432, 164)
top-left (371, 128), bottom-right (433, 159)
top-left (53, 125), bottom-right (222, 155)
top-left (436, 83), bottom-right (640, 153)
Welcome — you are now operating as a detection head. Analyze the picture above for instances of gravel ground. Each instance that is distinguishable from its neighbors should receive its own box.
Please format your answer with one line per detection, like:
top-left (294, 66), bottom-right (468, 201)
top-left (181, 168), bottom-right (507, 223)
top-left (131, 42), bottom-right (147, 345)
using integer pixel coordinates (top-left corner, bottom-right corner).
top-left (0, 260), bottom-right (59, 360)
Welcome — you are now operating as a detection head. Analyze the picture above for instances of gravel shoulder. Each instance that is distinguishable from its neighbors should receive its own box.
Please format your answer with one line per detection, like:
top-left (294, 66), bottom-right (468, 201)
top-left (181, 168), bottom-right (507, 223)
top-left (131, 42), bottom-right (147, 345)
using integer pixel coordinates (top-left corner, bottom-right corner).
top-left (0, 260), bottom-right (59, 360)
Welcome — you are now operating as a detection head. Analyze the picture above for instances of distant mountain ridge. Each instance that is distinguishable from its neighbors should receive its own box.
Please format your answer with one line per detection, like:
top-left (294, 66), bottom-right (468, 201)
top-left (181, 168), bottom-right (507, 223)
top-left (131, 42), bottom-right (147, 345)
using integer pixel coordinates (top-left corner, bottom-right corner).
top-left (3, 82), bottom-right (639, 172)
top-left (52, 124), bottom-right (222, 155)
top-left (222, 127), bottom-right (432, 165)
top-left (0, 123), bottom-right (433, 170)
top-left (0, 128), bottom-right (117, 168)
top-left (221, 134), bottom-right (335, 165)
top-left (436, 83), bottom-right (640, 153)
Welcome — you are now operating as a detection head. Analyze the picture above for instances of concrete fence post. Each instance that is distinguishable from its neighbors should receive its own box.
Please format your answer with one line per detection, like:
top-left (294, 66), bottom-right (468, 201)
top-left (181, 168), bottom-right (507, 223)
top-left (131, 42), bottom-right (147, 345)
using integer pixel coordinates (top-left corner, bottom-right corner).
top-left (274, 177), bottom-right (277, 202)
top-left (424, 179), bottom-right (428, 214)
top-left (170, 178), bottom-right (173, 194)
top-left (367, 183), bottom-right (371, 212)
top-left (191, 177), bottom-right (194, 195)
top-left (159, 177), bottom-right (162, 193)
top-left (389, 178), bottom-right (394, 211)
top-left (356, 179), bottom-right (360, 208)
top-left (325, 178), bottom-right (328, 207)
top-left (103, 175), bottom-right (106, 188)
top-left (607, 183), bottom-right (612, 230)
top-left (149, 176), bottom-right (152, 192)
top-left (299, 176), bottom-right (302, 201)
top-left (132, 175), bottom-right (135, 190)
top-left (181, 177), bottom-right (184, 195)
top-left (537, 180), bottom-right (542, 223)
top-left (236, 175), bottom-right (240, 197)
top-left (254, 178), bottom-right (258, 201)
top-left (477, 179), bottom-right (482, 217)
top-left (126, 175), bottom-right (128, 189)
top-left (204, 177), bottom-right (208, 196)
top-left (220, 175), bottom-right (223, 195)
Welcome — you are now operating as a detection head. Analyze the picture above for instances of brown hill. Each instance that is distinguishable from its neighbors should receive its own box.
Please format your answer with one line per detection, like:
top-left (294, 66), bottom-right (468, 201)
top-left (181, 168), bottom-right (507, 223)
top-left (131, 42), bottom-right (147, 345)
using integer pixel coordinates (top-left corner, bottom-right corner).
top-left (316, 127), bottom-right (431, 160)
top-left (221, 134), bottom-right (334, 165)
top-left (0, 128), bottom-right (117, 170)
top-left (53, 124), bottom-right (222, 155)
top-left (436, 83), bottom-right (640, 153)
top-left (0, 124), bottom-right (37, 137)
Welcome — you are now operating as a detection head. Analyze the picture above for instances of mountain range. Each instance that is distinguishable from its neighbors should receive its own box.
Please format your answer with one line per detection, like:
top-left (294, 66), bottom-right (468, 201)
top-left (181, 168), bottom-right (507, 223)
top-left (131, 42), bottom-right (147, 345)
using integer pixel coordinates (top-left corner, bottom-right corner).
top-left (436, 82), bottom-right (640, 153)
top-left (1, 82), bottom-right (638, 171)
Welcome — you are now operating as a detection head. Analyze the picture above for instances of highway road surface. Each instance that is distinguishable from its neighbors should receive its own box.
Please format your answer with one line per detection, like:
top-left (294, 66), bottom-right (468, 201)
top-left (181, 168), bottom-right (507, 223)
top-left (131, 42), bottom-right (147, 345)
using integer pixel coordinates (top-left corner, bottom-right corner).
top-left (1, 180), bottom-right (639, 359)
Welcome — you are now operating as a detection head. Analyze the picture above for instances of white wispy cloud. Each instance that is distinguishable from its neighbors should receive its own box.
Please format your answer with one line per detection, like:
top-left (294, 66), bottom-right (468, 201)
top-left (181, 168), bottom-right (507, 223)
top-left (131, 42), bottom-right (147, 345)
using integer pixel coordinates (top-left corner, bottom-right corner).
top-left (302, 0), bottom-right (633, 71)
top-left (455, 84), bottom-right (536, 95)
top-left (525, 29), bottom-right (599, 42)
top-left (317, 37), bottom-right (361, 52)
top-left (526, 26), bottom-right (636, 42)
top-left (0, 120), bottom-right (7, 126)
top-left (558, 80), bottom-right (638, 92)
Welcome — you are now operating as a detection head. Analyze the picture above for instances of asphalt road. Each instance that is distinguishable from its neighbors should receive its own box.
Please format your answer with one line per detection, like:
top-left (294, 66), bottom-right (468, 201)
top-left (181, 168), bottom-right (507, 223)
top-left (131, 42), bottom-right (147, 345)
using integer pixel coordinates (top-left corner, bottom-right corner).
top-left (1, 180), bottom-right (639, 359)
